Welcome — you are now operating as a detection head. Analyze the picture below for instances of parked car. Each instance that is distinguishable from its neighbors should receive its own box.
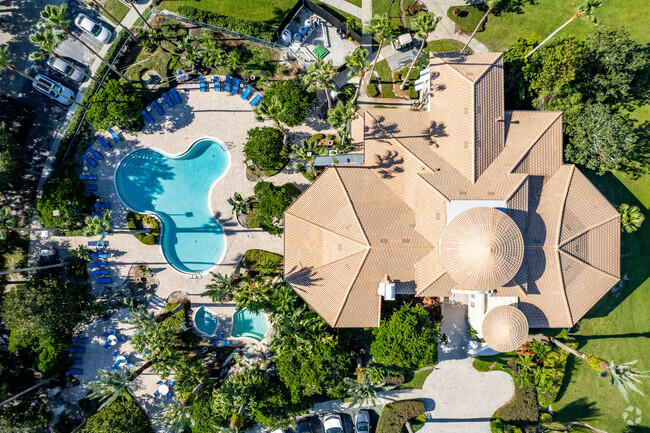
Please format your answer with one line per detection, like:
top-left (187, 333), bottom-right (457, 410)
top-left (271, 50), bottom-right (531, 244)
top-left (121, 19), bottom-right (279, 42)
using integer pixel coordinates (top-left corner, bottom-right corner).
top-left (47, 55), bottom-right (84, 82)
top-left (74, 13), bottom-right (111, 44)
top-left (354, 410), bottom-right (370, 433)
top-left (32, 74), bottom-right (76, 106)
top-left (324, 414), bottom-right (344, 433)
top-left (296, 420), bottom-right (313, 433)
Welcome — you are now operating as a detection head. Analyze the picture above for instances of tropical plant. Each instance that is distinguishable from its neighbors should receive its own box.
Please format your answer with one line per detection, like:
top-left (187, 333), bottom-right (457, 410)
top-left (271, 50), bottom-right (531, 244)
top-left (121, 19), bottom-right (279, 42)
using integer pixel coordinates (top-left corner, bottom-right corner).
top-left (87, 368), bottom-right (135, 409)
top-left (302, 58), bottom-right (336, 110)
top-left (367, 14), bottom-right (397, 83)
top-left (227, 192), bottom-right (253, 217)
top-left (29, 28), bottom-right (99, 83)
top-left (524, 0), bottom-right (601, 59)
top-left (343, 371), bottom-right (390, 407)
top-left (618, 203), bottom-right (645, 233)
top-left (254, 95), bottom-right (286, 130)
top-left (226, 51), bottom-right (241, 74)
top-left (234, 275), bottom-right (274, 313)
top-left (37, 177), bottom-right (86, 229)
top-left (255, 257), bottom-right (280, 277)
top-left (184, 44), bottom-right (204, 70)
top-left (400, 12), bottom-right (440, 89)
top-left (68, 244), bottom-right (91, 262)
top-left (203, 272), bottom-right (236, 302)
top-left (529, 340), bottom-right (551, 361)
top-left (604, 360), bottom-right (649, 401)
top-left (38, 4), bottom-right (130, 81)
top-left (263, 80), bottom-right (313, 127)
top-left (155, 396), bottom-right (192, 432)
top-left (345, 47), bottom-right (370, 105)
top-left (516, 354), bottom-right (536, 374)
top-left (86, 79), bottom-right (144, 130)
top-left (327, 100), bottom-right (359, 148)
top-left (461, 0), bottom-right (502, 53)
top-left (0, 206), bottom-right (16, 240)
top-left (514, 369), bottom-right (533, 388)
top-left (126, 305), bottom-right (156, 334)
top-left (243, 126), bottom-right (286, 170)
top-left (0, 45), bottom-right (84, 108)
top-left (83, 211), bottom-right (112, 239)
top-left (345, 16), bottom-right (359, 37)
top-left (295, 138), bottom-right (327, 178)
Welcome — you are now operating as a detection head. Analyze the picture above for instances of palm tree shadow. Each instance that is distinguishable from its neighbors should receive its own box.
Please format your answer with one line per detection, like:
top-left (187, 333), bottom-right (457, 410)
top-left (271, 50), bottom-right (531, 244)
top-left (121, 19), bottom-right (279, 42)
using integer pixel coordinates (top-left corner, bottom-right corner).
top-left (553, 397), bottom-right (602, 423)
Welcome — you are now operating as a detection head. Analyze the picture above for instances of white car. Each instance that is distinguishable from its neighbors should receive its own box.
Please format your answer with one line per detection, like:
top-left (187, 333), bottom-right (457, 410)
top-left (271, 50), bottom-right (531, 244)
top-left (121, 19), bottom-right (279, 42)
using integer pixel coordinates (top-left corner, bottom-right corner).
top-left (74, 13), bottom-right (112, 44)
top-left (354, 410), bottom-right (370, 433)
top-left (32, 74), bottom-right (76, 106)
top-left (47, 55), bottom-right (84, 82)
top-left (324, 414), bottom-right (344, 433)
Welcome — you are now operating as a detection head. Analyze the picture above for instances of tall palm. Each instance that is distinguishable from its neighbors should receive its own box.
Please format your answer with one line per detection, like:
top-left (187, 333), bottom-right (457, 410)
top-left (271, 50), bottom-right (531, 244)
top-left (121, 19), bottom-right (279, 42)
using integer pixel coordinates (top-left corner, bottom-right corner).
top-left (367, 14), bottom-right (397, 86)
top-left (1, 45), bottom-right (85, 108)
top-left (302, 58), bottom-right (336, 110)
top-left (125, 0), bottom-right (152, 30)
top-left (546, 336), bottom-right (608, 371)
top-left (400, 12), bottom-right (440, 89)
top-left (29, 28), bottom-right (100, 84)
top-left (87, 368), bottom-right (134, 409)
top-left (203, 272), bottom-right (236, 302)
top-left (327, 100), bottom-right (359, 148)
top-left (345, 47), bottom-right (370, 105)
top-left (461, 0), bottom-right (502, 53)
top-left (605, 360), bottom-right (649, 401)
top-left (255, 258), bottom-right (280, 277)
top-left (524, 0), bottom-right (601, 59)
top-left (38, 4), bottom-right (131, 82)
top-left (234, 276), bottom-right (273, 313)
top-left (155, 396), bottom-right (192, 432)
top-left (254, 95), bottom-right (285, 130)
top-left (227, 192), bottom-right (253, 217)
top-left (87, 0), bottom-right (139, 42)
top-left (83, 211), bottom-right (112, 239)
top-left (343, 372), bottom-right (390, 407)
top-left (296, 138), bottom-right (327, 178)
top-left (126, 305), bottom-right (156, 334)
top-left (618, 203), bottom-right (645, 233)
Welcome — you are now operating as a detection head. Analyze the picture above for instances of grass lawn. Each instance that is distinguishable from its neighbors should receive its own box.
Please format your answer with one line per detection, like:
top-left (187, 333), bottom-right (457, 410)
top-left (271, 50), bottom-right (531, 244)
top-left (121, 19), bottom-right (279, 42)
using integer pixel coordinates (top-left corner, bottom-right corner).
top-left (158, 0), bottom-right (296, 25)
top-left (447, 5), bottom-right (487, 33)
top-left (374, 59), bottom-right (395, 98)
top-left (425, 39), bottom-right (467, 53)
top-left (549, 169), bottom-right (650, 432)
top-left (102, 0), bottom-right (130, 25)
top-left (311, 0), bottom-right (362, 34)
top-left (397, 368), bottom-right (434, 389)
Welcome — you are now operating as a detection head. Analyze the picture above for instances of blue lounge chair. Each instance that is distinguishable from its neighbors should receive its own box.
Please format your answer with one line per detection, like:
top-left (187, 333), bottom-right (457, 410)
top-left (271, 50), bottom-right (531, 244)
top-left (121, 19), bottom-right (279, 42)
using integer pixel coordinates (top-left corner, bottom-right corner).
top-left (153, 390), bottom-right (160, 397)
top-left (169, 88), bottom-right (182, 104)
top-left (198, 76), bottom-right (206, 92)
top-left (87, 240), bottom-right (106, 247)
top-left (66, 369), bottom-right (83, 376)
top-left (79, 174), bottom-right (97, 180)
top-left (92, 269), bottom-right (109, 276)
top-left (96, 278), bottom-right (112, 284)
top-left (71, 337), bottom-right (87, 344)
top-left (101, 332), bottom-right (109, 337)
top-left (87, 147), bottom-right (102, 160)
top-left (103, 341), bottom-right (111, 349)
top-left (213, 76), bottom-right (220, 91)
top-left (208, 339), bottom-right (218, 344)
top-left (151, 100), bottom-right (164, 115)
top-left (112, 352), bottom-right (119, 357)
top-left (86, 184), bottom-right (97, 191)
top-left (249, 93), bottom-right (262, 107)
top-left (90, 262), bottom-right (108, 269)
top-left (96, 136), bottom-right (111, 150)
top-left (162, 92), bottom-right (174, 108)
top-left (241, 85), bottom-right (252, 99)
top-left (166, 392), bottom-right (172, 400)
top-left (231, 78), bottom-right (240, 95)
top-left (91, 212), bottom-right (104, 218)
top-left (109, 329), bottom-right (116, 335)
top-left (69, 347), bottom-right (85, 354)
top-left (224, 76), bottom-right (231, 92)
top-left (156, 380), bottom-right (164, 385)
top-left (82, 155), bottom-right (97, 167)
top-left (142, 109), bottom-right (155, 124)
top-left (94, 203), bottom-right (110, 209)
top-left (73, 358), bottom-right (83, 365)
top-left (108, 129), bottom-right (120, 142)
top-left (90, 252), bottom-right (107, 259)
top-left (167, 380), bottom-right (174, 386)
top-left (118, 335), bottom-right (126, 342)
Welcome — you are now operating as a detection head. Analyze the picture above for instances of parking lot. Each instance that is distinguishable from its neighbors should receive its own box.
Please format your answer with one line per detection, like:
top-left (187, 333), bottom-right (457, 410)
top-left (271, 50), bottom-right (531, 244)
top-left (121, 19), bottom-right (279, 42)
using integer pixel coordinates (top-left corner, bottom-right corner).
top-left (293, 409), bottom-right (380, 433)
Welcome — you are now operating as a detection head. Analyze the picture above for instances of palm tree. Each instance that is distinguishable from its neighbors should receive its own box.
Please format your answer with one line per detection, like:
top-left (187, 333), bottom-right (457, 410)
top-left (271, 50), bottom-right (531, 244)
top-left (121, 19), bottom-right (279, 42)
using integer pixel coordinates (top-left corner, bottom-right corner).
top-left (253, 95), bottom-right (285, 130)
top-left (155, 396), bottom-right (192, 432)
top-left (255, 258), bottom-right (280, 277)
top-left (29, 29), bottom-right (100, 84)
top-left (126, 305), bottom-right (156, 334)
top-left (87, 0), bottom-right (139, 42)
top-left (516, 353), bottom-right (536, 374)
top-left (234, 276), bottom-right (273, 313)
top-left (83, 211), bottom-right (112, 239)
top-left (203, 272), bottom-right (236, 302)
top-left (327, 100), bottom-right (359, 148)
top-left (227, 192), bottom-right (253, 217)
top-left (546, 336), bottom-right (609, 371)
top-left (345, 47), bottom-right (370, 105)
top-left (400, 12), bottom-right (440, 89)
top-left (38, 4), bottom-right (131, 82)
top-left (296, 138), bottom-right (327, 178)
top-left (1, 45), bottom-right (85, 108)
top-left (367, 14), bottom-right (397, 85)
top-left (343, 371), bottom-right (390, 407)
top-left (87, 368), bottom-right (134, 409)
top-left (226, 51), bottom-right (240, 74)
top-left (618, 203), bottom-right (645, 233)
top-left (345, 17), bottom-right (359, 37)
top-left (302, 58), bottom-right (336, 110)
top-left (605, 360), bottom-right (649, 401)
top-left (524, 0), bottom-right (601, 59)
top-left (125, 0), bottom-right (152, 30)
top-left (461, 0), bottom-right (502, 53)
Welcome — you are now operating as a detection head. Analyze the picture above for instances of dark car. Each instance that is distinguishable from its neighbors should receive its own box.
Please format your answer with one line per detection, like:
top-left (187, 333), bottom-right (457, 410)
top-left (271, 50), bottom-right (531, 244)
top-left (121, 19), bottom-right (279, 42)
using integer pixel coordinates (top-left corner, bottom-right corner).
top-left (296, 420), bottom-right (313, 433)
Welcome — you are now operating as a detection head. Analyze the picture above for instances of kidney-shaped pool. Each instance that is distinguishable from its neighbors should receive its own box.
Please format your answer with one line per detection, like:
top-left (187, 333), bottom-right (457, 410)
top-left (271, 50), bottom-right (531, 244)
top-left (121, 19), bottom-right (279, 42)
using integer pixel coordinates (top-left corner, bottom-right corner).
top-left (115, 138), bottom-right (229, 273)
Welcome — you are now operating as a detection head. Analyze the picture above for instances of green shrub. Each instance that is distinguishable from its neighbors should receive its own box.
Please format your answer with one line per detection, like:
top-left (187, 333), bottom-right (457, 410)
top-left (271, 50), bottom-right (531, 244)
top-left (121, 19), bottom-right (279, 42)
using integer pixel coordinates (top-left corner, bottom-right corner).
top-left (493, 383), bottom-right (538, 426)
top-left (127, 212), bottom-right (159, 245)
top-left (243, 249), bottom-right (283, 270)
top-left (176, 6), bottom-right (275, 41)
top-left (86, 80), bottom-right (144, 131)
top-left (377, 400), bottom-right (425, 433)
top-left (366, 80), bottom-right (379, 97)
top-left (37, 177), bottom-right (86, 229)
top-left (81, 394), bottom-right (153, 433)
top-left (308, 133), bottom-right (324, 142)
top-left (160, 39), bottom-right (180, 53)
top-left (264, 80), bottom-right (314, 127)
top-left (243, 127), bottom-right (287, 171)
top-left (536, 345), bottom-right (571, 407)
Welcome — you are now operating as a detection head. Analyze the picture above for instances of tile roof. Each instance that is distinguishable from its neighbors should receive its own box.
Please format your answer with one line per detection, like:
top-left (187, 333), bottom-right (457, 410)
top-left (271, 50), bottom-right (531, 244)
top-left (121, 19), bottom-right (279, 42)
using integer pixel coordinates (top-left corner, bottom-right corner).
top-left (284, 51), bottom-right (620, 330)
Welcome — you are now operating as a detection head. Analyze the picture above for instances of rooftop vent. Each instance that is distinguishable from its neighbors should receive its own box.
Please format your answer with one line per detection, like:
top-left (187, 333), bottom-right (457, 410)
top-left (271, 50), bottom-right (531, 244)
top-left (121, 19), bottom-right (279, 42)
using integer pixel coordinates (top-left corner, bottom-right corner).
top-left (378, 275), bottom-right (396, 301)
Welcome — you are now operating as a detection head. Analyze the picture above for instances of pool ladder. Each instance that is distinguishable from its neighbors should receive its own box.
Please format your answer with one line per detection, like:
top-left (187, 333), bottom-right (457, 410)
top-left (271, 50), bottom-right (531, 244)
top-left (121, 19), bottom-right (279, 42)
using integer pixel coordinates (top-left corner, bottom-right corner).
top-left (189, 273), bottom-right (203, 280)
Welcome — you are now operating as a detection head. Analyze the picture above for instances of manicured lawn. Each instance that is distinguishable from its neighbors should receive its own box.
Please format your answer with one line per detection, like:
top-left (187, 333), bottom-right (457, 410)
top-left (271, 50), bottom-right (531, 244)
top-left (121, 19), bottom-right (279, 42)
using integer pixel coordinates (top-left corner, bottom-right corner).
top-left (158, 0), bottom-right (296, 25)
top-left (425, 39), bottom-right (466, 53)
top-left (447, 5), bottom-right (487, 33)
top-left (346, 0), bottom-right (362, 7)
top-left (102, 0), bottom-right (130, 25)
top-left (397, 368), bottom-right (434, 389)
top-left (550, 170), bottom-right (650, 432)
top-left (374, 59), bottom-right (395, 98)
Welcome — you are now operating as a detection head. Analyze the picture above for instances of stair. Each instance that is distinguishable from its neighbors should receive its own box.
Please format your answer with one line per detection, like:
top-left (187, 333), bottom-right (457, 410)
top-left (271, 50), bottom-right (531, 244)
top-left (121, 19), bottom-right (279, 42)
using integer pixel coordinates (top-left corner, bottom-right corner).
top-left (148, 294), bottom-right (166, 311)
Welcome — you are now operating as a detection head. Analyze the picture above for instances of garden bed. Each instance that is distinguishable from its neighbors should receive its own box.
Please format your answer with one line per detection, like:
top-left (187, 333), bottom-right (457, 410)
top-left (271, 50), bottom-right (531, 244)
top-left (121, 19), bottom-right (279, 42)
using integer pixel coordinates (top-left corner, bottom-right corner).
top-left (126, 212), bottom-right (160, 245)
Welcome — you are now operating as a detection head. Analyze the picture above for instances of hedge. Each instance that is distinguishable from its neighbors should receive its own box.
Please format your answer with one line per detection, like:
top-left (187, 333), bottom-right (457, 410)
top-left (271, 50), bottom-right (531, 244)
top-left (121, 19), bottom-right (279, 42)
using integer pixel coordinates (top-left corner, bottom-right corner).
top-left (493, 383), bottom-right (539, 426)
top-left (366, 80), bottom-right (379, 97)
top-left (127, 212), bottom-right (160, 245)
top-left (175, 6), bottom-right (276, 41)
top-left (243, 249), bottom-right (283, 270)
top-left (377, 400), bottom-right (425, 433)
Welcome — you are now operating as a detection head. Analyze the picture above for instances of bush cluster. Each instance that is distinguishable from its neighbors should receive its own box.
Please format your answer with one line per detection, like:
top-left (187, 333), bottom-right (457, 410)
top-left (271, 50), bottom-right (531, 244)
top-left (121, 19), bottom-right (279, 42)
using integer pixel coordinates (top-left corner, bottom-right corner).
top-left (127, 212), bottom-right (160, 245)
top-left (176, 6), bottom-right (275, 41)
top-left (377, 400), bottom-right (425, 433)
top-left (366, 80), bottom-right (379, 97)
top-left (493, 383), bottom-right (539, 426)
top-left (243, 249), bottom-right (283, 270)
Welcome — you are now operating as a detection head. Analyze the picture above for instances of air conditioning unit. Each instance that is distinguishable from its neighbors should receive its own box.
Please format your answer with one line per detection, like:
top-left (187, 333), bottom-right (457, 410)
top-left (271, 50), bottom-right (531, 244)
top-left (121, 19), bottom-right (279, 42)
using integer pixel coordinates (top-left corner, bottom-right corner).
top-left (378, 276), bottom-right (396, 301)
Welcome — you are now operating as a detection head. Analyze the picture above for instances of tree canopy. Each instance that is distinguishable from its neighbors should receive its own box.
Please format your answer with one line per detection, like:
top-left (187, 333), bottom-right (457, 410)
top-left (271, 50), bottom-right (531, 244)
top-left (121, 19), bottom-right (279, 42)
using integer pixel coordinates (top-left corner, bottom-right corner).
top-left (81, 394), bottom-right (153, 433)
top-left (249, 181), bottom-right (300, 235)
top-left (86, 80), bottom-right (143, 131)
top-left (264, 80), bottom-right (313, 127)
top-left (0, 124), bottom-right (23, 193)
top-left (37, 177), bottom-right (86, 229)
top-left (370, 303), bottom-right (439, 373)
top-left (243, 127), bottom-right (286, 171)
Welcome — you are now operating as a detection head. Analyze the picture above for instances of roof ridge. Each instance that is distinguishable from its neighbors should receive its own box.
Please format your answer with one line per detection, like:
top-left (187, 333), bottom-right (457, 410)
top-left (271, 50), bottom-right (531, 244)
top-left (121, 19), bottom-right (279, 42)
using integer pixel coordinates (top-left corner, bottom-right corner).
top-left (431, 54), bottom-right (474, 83)
top-left (332, 166), bottom-right (372, 246)
top-left (553, 249), bottom-right (575, 325)
top-left (507, 111), bottom-right (562, 173)
top-left (559, 213), bottom-right (619, 247)
top-left (285, 211), bottom-right (370, 249)
top-left (333, 248), bottom-right (371, 327)
top-left (554, 165), bottom-right (576, 248)
top-left (558, 249), bottom-right (621, 284)
top-left (415, 270), bottom-right (448, 296)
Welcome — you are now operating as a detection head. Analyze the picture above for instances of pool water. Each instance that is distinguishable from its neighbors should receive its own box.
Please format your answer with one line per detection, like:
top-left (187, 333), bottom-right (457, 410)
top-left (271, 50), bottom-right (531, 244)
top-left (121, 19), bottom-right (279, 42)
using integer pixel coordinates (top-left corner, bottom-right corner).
top-left (194, 306), bottom-right (219, 337)
top-left (231, 308), bottom-right (269, 342)
top-left (115, 138), bottom-right (228, 273)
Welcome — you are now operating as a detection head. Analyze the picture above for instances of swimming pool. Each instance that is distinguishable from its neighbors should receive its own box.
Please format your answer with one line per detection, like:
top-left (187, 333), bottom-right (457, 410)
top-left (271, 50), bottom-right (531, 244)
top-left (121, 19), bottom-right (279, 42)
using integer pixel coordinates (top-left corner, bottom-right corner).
top-left (231, 308), bottom-right (269, 342)
top-left (115, 138), bottom-right (229, 273)
top-left (194, 306), bottom-right (219, 337)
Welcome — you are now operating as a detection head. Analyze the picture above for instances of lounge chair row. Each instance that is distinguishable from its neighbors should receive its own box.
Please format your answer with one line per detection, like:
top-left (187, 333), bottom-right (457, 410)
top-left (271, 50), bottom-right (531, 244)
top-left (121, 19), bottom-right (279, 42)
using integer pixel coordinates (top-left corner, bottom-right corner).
top-left (198, 75), bottom-right (262, 107)
top-left (142, 88), bottom-right (183, 124)
top-left (82, 129), bottom-right (121, 168)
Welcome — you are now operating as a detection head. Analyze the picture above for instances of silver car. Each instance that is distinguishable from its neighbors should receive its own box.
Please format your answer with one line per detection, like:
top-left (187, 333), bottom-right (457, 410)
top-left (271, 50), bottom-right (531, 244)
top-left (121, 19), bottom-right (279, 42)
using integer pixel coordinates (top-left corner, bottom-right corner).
top-left (32, 74), bottom-right (76, 106)
top-left (354, 410), bottom-right (371, 433)
top-left (74, 13), bottom-right (112, 44)
top-left (47, 55), bottom-right (84, 82)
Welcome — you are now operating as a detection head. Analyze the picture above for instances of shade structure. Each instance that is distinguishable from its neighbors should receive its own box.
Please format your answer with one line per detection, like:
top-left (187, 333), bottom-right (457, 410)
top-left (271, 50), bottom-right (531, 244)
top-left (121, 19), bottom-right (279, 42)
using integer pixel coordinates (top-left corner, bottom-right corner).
top-left (439, 207), bottom-right (524, 290)
top-left (482, 305), bottom-right (529, 352)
